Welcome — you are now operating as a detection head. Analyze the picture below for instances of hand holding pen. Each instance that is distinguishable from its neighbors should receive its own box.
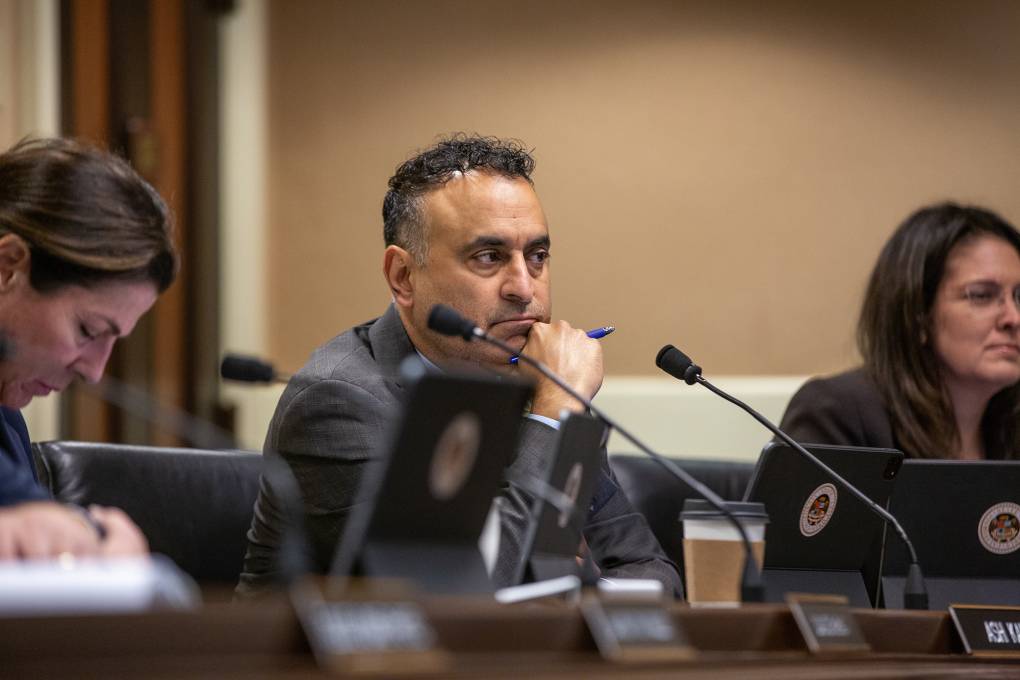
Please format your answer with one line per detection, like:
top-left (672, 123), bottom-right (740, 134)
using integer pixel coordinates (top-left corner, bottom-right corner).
top-left (509, 325), bottom-right (615, 364)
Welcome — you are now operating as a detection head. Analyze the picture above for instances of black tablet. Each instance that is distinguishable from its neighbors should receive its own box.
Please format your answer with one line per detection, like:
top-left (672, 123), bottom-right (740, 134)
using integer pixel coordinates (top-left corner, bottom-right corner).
top-left (880, 459), bottom-right (1020, 609)
top-left (512, 413), bottom-right (606, 585)
top-left (330, 368), bottom-right (533, 594)
top-left (743, 442), bottom-right (903, 606)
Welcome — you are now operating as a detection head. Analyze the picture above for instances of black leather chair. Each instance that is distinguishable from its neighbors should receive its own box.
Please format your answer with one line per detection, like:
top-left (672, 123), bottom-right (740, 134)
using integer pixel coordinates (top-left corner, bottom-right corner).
top-left (33, 441), bottom-right (262, 584)
top-left (29, 442), bottom-right (754, 588)
top-left (609, 454), bottom-right (756, 573)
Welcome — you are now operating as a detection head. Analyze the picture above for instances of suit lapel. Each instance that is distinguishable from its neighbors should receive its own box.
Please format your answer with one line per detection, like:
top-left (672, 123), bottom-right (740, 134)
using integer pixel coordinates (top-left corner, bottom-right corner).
top-left (0, 408), bottom-right (32, 479)
top-left (367, 304), bottom-right (416, 397)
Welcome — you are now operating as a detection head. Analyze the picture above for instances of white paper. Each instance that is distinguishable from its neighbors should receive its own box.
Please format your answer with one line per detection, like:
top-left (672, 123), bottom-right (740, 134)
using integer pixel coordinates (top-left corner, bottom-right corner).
top-left (0, 555), bottom-right (200, 617)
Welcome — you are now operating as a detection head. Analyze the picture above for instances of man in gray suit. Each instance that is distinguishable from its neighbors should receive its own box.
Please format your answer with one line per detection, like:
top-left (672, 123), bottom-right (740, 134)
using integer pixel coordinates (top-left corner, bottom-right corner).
top-left (237, 135), bottom-right (682, 597)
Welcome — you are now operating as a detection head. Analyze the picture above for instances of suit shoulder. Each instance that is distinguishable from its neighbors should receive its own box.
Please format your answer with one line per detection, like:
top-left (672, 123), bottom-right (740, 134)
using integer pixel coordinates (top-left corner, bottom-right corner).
top-left (792, 368), bottom-right (877, 406)
top-left (780, 367), bottom-right (889, 447)
top-left (0, 407), bottom-right (29, 448)
top-left (1, 407), bottom-right (24, 427)
top-left (307, 322), bottom-right (378, 380)
top-left (276, 316), bottom-right (398, 409)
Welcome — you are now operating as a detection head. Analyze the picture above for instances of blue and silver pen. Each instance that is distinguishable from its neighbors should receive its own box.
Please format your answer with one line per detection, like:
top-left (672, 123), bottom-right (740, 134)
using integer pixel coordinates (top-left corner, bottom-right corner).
top-left (585, 326), bottom-right (616, 340)
top-left (509, 325), bottom-right (616, 364)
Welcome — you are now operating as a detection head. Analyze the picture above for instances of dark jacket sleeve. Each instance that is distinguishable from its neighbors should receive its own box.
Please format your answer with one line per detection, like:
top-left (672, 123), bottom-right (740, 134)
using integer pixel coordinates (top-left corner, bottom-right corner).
top-left (236, 377), bottom-right (392, 597)
top-left (778, 370), bottom-right (896, 450)
top-left (493, 418), bottom-right (684, 598)
top-left (583, 460), bottom-right (685, 597)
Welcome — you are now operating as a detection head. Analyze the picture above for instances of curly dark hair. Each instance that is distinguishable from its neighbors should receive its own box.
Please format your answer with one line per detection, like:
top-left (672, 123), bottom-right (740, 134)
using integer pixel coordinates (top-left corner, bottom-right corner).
top-left (382, 134), bottom-right (536, 263)
top-left (858, 202), bottom-right (1020, 459)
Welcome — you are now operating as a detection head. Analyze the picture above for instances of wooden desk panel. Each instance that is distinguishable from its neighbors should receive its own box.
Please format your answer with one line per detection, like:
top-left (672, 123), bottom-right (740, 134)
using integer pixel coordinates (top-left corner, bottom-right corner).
top-left (0, 599), bottom-right (1010, 678)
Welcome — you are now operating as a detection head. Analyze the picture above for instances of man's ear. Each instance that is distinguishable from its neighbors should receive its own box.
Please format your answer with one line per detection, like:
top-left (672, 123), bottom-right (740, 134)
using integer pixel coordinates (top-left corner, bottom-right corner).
top-left (0, 234), bottom-right (31, 293)
top-left (382, 245), bottom-right (415, 307)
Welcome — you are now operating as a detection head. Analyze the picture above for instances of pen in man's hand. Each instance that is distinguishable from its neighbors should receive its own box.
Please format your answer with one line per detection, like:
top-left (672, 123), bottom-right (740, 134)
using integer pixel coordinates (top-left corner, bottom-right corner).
top-left (509, 325), bottom-right (615, 364)
top-left (585, 326), bottom-right (615, 340)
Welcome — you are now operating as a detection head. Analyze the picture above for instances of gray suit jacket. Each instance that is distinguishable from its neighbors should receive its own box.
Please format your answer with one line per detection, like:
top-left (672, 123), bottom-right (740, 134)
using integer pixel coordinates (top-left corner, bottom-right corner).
top-left (237, 305), bottom-right (682, 596)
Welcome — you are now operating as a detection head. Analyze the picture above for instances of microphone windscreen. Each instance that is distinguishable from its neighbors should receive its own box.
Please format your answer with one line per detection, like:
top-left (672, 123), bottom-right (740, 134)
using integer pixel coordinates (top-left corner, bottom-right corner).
top-left (220, 354), bottom-right (276, 383)
top-left (427, 304), bottom-right (477, 340)
top-left (655, 345), bottom-right (701, 384)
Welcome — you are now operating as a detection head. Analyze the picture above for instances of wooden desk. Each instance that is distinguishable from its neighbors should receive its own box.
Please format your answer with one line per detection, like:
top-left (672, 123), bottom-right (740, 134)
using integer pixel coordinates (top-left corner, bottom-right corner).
top-left (1, 599), bottom-right (1016, 678)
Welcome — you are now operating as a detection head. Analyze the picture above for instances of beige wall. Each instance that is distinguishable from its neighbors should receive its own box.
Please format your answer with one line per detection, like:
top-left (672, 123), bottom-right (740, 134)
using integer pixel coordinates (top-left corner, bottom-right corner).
top-left (0, 0), bottom-right (18, 144)
top-left (266, 0), bottom-right (1020, 377)
top-left (1, 0), bottom-right (61, 441)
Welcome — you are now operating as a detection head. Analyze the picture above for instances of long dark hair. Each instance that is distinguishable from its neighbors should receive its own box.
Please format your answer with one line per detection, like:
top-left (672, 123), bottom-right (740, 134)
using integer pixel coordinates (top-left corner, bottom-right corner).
top-left (0, 137), bottom-right (178, 293)
top-left (857, 202), bottom-right (1020, 459)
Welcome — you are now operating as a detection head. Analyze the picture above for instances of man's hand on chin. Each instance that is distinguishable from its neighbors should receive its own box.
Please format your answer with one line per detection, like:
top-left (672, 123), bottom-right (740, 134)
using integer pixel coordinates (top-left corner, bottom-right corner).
top-left (517, 320), bottom-right (604, 419)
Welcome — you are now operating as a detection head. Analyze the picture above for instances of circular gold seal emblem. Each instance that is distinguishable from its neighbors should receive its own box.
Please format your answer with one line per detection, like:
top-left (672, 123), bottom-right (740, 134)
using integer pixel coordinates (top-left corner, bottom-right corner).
top-left (978, 502), bottom-right (1020, 555)
top-left (428, 412), bottom-right (481, 501)
top-left (557, 462), bottom-right (584, 529)
top-left (799, 483), bottom-right (837, 537)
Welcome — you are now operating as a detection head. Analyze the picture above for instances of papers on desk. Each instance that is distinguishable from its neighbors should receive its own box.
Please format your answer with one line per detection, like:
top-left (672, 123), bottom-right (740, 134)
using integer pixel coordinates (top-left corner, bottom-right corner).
top-left (0, 555), bottom-right (200, 617)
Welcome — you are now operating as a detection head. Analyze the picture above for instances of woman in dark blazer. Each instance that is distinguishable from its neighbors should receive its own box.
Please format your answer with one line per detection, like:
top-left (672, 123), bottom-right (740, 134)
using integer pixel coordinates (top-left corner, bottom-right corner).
top-left (781, 203), bottom-right (1020, 460)
top-left (0, 138), bottom-right (178, 557)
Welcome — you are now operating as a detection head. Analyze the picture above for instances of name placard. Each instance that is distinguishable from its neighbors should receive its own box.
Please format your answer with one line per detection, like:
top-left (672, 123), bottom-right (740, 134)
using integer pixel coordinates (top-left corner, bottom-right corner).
top-left (291, 583), bottom-right (447, 673)
top-left (580, 596), bottom-right (694, 663)
top-left (787, 594), bottom-right (869, 654)
top-left (950, 604), bottom-right (1020, 657)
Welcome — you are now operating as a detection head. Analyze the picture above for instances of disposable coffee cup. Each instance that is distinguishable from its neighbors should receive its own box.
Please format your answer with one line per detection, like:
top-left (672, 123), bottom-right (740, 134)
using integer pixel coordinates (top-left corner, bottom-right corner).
top-left (679, 499), bottom-right (768, 606)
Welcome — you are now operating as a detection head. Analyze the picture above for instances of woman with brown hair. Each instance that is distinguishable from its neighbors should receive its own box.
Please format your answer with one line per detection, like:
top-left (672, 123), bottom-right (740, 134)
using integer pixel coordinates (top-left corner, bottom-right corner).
top-left (0, 137), bottom-right (178, 557)
top-left (780, 202), bottom-right (1020, 460)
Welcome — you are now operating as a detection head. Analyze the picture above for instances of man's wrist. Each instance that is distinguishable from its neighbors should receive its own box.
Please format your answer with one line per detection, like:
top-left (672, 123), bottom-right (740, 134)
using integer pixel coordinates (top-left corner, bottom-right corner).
top-left (530, 394), bottom-right (585, 419)
top-left (525, 413), bottom-right (560, 430)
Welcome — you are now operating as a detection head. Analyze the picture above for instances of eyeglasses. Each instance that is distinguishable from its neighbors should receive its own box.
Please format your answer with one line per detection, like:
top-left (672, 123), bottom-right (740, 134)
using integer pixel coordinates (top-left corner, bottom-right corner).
top-left (960, 283), bottom-right (1020, 313)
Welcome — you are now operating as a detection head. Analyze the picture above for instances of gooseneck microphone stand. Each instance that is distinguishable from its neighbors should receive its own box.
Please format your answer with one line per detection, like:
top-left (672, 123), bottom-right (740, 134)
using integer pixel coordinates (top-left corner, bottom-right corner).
top-left (655, 344), bottom-right (929, 610)
top-left (427, 304), bottom-right (764, 603)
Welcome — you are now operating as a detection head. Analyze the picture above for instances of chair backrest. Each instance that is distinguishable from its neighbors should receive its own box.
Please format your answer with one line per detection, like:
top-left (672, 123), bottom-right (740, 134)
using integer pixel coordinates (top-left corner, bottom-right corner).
top-left (33, 441), bottom-right (262, 584)
top-left (609, 454), bottom-right (755, 570)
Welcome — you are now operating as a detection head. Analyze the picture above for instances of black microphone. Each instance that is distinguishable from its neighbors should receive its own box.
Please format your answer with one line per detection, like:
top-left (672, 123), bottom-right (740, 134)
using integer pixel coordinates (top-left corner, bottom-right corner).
top-left (427, 304), bottom-right (764, 602)
top-left (655, 345), bottom-right (701, 385)
top-left (220, 353), bottom-right (291, 384)
top-left (427, 305), bottom-right (481, 341)
top-left (655, 344), bottom-right (929, 610)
